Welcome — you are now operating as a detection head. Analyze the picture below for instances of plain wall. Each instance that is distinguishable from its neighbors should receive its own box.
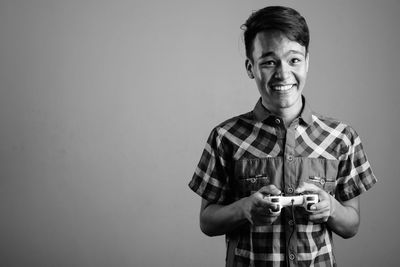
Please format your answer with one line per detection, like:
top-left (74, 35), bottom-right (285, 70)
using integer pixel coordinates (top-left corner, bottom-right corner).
top-left (0, 0), bottom-right (398, 266)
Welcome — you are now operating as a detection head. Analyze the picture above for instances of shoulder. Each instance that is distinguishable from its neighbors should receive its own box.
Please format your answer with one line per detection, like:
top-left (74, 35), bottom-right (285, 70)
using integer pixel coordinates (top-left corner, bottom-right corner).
top-left (311, 112), bottom-right (360, 145)
top-left (211, 110), bottom-right (255, 136)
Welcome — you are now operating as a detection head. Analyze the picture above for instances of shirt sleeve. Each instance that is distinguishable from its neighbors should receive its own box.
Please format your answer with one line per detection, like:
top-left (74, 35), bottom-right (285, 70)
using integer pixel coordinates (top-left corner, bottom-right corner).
top-left (336, 126), bottom-right (377, 201)
top-left (188, 127), bottom-right (231, 204)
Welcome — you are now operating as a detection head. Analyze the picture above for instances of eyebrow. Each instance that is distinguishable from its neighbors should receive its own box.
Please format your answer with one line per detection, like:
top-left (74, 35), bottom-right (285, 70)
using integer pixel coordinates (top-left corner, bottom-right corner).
top-left (259, 50), bottom-right (305, 59)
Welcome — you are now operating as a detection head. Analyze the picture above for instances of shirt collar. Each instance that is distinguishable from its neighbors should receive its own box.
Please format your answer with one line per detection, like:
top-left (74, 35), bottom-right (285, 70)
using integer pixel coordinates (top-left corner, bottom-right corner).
top-left (253, 96), bottom-right (313, 125)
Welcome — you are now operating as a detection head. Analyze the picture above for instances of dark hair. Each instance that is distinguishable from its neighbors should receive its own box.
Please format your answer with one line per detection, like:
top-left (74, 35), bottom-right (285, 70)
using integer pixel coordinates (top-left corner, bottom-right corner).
top-left (242, 6), bottom-right (310, 60)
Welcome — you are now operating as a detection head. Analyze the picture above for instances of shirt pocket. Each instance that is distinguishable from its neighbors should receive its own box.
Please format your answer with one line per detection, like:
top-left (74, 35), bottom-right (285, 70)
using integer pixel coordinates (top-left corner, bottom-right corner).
top-left (307, 176), bottom-right (336, 194)
top-left (237, 175), bottom-right (271, 197)
top-left (233, 157), bottom-right (283, 198)
top-left (303, 158), bottom-right (339, 195)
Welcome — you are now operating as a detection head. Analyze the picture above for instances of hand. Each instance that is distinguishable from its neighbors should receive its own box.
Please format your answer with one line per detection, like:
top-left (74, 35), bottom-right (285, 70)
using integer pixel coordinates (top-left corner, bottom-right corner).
top-left (295, 182), bottom-right (336, 223)
top-left (240, 184), bottom-right (282, 225)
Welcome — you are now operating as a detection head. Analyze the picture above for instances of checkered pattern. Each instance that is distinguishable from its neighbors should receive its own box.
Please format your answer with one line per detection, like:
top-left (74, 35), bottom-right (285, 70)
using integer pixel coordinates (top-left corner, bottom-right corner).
top-left (189, 98), bottom-right (377, 266)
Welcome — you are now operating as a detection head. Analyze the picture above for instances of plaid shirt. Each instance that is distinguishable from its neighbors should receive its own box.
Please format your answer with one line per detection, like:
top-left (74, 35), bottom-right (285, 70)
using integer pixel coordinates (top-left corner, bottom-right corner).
top-left (189, 97), bottom-right (377, 267)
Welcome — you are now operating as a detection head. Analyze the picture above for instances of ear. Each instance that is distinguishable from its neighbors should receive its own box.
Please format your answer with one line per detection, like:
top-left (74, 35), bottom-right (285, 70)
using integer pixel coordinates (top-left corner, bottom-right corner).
top-left (305, 52), bottom-right (310, 73)
top-left (245, 59), bottom-right (254, 79)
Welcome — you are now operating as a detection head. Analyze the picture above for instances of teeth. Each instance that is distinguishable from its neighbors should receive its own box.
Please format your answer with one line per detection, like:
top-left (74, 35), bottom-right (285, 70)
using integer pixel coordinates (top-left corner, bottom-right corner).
top-left (273, 84), bottom-right (293, 91)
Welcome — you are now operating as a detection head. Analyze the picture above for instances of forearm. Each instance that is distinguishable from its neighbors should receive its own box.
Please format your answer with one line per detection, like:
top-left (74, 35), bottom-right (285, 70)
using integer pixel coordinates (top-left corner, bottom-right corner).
top-left (327, 196), bottom-right (360, 238)
top-left (200, 198), bottom-right (248, 236)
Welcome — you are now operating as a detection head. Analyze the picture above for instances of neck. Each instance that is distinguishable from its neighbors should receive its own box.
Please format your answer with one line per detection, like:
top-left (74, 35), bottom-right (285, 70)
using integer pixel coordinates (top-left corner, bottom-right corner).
top-left (262, 99), bottom-right (303, 127)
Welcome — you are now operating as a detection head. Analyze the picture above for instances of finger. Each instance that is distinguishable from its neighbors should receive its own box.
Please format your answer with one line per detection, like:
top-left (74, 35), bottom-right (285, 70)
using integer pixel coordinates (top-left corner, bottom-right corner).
top-left (310, 199), bottom-right (329, 211)
top-left (308, 212), bottom-right (329, 223)
top-left (266, 205), bottom-right (282, 216)
top-left (259, 184), bottom-right (281, 196)
top-left (252, 200), bottom-right (281, 216)
top-left (252, 192), bottom-right (273, 208)
top-left (295, 182), bottom-right (321, 194)
top-left (255, 199), bottom-right (280, 214)
top-left (253, 191), bottom-right (266, 200)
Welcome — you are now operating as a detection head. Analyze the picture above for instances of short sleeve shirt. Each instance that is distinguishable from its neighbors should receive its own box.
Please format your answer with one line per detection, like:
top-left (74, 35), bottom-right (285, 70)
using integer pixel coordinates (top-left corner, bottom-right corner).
top-left (189, 98), bottom-right (377, 267)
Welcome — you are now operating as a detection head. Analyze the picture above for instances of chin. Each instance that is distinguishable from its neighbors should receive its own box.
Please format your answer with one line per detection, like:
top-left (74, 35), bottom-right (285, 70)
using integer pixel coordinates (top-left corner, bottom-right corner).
top-left (276, 97), bottom-right (301, 110)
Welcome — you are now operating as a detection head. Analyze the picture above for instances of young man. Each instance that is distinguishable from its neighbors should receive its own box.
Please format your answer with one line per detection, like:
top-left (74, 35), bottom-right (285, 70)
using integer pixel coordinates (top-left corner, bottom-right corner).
top-left (189, 6), bottom-right (377, 267)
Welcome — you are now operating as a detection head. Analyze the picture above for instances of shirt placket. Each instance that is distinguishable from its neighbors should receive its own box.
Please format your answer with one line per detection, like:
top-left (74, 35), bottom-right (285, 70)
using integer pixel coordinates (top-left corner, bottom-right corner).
top-left (283, 122), bottom-right (299, 266)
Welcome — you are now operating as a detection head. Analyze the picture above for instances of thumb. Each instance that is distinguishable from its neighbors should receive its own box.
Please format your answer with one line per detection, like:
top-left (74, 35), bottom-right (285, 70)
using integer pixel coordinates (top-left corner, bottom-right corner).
top-left (258, 184), bottom-right (281, 196)
top-left (295, 182), bottom-right (321, 194)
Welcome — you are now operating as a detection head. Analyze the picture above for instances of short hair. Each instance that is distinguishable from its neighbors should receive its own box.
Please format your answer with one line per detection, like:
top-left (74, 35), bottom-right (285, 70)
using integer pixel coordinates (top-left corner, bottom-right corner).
top-left (242, 6), bottom-right (310, 60)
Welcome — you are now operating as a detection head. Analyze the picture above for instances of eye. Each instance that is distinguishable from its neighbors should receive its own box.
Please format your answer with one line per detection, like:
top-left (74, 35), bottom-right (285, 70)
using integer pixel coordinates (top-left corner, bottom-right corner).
top-left (290, 58), bottom-right (302, 64)
top-left (261, 60), bottom-right (276, 67)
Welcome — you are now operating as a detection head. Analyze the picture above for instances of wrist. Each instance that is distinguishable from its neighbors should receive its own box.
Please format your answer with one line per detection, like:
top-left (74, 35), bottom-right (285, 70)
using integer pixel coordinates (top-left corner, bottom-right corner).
top-left (328, 194), bottom-right (337, 220)
top-left (237, 196), bottom-right (252, 223)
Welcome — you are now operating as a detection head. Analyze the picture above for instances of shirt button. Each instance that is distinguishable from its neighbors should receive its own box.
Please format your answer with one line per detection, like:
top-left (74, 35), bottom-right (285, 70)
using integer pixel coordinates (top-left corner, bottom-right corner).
top-left (289, 253), bottom-right (295, 261)
top-left (287, 187), bottom-right (294, 194)
top-left (250, 178), bottom-right (256, 183)
top-left (288, 220), bottom-right (294, 226)
top-left (287, 155), bottom-right (294, 161)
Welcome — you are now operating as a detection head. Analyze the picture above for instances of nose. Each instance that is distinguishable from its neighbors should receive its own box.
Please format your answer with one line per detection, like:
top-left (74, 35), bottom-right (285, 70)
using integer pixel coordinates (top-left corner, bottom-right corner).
top-left (273, 62), bottom-right (290, 80)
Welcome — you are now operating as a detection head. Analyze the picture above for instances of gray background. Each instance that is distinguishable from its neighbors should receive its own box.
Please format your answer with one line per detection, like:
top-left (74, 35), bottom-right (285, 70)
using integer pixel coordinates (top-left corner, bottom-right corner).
top-left (0, 0), bottom-right (398, 266)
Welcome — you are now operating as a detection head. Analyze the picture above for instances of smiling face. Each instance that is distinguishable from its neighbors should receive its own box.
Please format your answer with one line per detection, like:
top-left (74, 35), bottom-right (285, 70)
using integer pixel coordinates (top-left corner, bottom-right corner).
top-left (246, 30), bottom-right (309, 117)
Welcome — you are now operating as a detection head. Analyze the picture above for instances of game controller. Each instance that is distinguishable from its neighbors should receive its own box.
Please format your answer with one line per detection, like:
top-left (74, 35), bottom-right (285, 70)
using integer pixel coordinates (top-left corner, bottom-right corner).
top-left (264, 194), bottom-right (319, 215)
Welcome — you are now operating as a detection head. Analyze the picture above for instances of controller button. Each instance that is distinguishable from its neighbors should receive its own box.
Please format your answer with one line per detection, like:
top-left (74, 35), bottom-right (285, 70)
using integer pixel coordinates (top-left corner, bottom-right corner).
top-left (271, 205), bottom-right (280, 212)
top-left (306, 196), bottom-right (315, 201)
top-left (271, 198), bottom-right (279, 203)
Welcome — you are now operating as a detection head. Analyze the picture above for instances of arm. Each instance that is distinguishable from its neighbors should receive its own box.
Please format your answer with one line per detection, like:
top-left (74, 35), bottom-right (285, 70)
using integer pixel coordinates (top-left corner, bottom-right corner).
top-left (296, 182), bottom-right (360, 239)
top-left (327, 196), bottom-right (360, 238)
top-left (200, 198), bottom-right (247, 236)
top-left (200, 185), bottom-right (281, 236)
